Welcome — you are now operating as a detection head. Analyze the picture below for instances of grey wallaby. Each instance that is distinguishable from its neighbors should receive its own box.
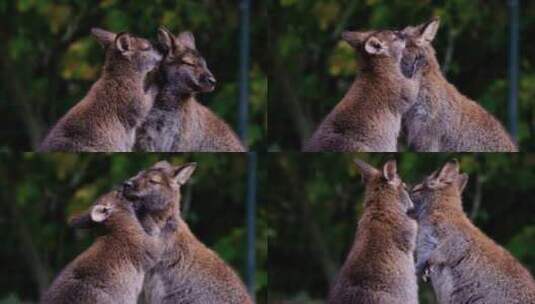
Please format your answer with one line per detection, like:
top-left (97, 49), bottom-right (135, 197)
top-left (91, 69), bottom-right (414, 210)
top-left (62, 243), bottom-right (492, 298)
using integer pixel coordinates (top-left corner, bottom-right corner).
top-left (401, 19), bottom-right (518, 152)
top-left (122, 161), bottom-right (253, 304)
top-left (304, 27), bottom-right (427, 152)
top-left (410, 160), bottom-right (535, 304)
top-left (41, 190), bottom-right (170, 304)
top-left (134, 28), bottom-right (245, 152)
top-left (39, 28), bottom-right (162, 152)
top-left (328, 159), bottom-right (418, 304)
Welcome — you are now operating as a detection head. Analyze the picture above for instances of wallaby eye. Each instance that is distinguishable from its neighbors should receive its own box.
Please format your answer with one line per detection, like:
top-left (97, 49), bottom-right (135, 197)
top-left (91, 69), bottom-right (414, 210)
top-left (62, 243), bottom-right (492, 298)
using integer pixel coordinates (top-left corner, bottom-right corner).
top-left (181, 57), bottom-right (196, 66)
top-left (149, 175), bottom-right (163, 184)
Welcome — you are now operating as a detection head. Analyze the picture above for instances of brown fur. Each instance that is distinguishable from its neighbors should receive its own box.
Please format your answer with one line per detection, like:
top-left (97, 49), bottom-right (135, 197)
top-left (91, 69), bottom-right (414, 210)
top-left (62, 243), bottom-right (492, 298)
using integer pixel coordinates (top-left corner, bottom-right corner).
top-left (401, 19), bottom-right (518, 152)
top-left (122, 161), bottom-right (252, 304)
top-left (135, 28), bottom-right (245, 152)
top-left (39, 29), bottom-right (161, 152)
top-left (410, 160), bottom-right (535, 303)
top-left (328, 159), bottom-right (418, 304)
top-left (41, 191), bottom-right (165, 304)
top-left (304, 30), bottom-right (424, 152)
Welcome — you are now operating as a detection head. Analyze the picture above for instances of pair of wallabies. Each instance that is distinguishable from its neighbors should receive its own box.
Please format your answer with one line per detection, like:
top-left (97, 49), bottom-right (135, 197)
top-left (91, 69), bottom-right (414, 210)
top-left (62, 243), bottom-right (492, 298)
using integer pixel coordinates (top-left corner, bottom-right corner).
top-left (41, 161), bottom-right (252, 304)
top-left (39, 27), bottom-right (245, 152)
top-left (305, 18), bottom-right (517, 152)
top-left (328, 159), bottom-right (535, 304)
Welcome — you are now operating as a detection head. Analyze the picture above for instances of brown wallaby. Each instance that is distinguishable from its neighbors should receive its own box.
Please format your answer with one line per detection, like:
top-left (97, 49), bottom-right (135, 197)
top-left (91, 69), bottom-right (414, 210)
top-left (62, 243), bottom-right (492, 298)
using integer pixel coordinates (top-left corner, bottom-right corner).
top-left (122, 161), bottom-right (253, 304)
top-left (328, 159), bottom-right (418, 304)
top-left (410, 160), bottom-right (535, 303)
top-left (401, 19), bottom-right (518, 152)
top-left (39, 28), bottom-right (162, 152)
top-left (41, 190), bottom-right (170, 304)
top-left (303, 28), bottom-right (427, 152)
top-left (134, 28), bottom-right (246, 152)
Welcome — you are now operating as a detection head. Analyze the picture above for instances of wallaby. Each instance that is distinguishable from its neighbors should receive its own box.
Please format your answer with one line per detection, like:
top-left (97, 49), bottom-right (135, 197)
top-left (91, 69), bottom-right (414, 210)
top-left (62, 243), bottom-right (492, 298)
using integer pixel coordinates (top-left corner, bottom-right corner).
top-left (39, 28), bottom-right (162, 152)
top-left (41, 190), bottom-right (170, 304)
top-left (401, 19), bottom-right (518, 152)
top-left (122, 161), bottom-right (253, 304)
top-left (303, 28), bottom-right (427, 152)
top-left (410, 160), bottom-right (535, 304)
top-left (134, 28), bottom-right (246, 152)
top-left (328, 159), bottom-right (418, 304)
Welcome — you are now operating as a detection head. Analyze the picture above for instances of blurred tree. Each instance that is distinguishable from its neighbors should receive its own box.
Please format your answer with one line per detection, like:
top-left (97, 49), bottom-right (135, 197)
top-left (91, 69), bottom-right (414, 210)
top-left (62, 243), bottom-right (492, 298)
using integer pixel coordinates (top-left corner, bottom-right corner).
top-left (0, 153), bottom-right (267, 303)
top-left (268, 0), bottom-right (535, 151)
top-left (0, 1), bottom-right (267, 151)
top-left (268, 153), bottom-right (535, 303)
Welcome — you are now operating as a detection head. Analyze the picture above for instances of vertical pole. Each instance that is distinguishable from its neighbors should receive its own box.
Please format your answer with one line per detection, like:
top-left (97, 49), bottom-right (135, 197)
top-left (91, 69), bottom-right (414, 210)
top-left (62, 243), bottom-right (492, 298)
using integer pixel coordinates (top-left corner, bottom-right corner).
top-left (508, 0), bottom-right (519, 141)
top-left (245, 152), bottom-right (257, 301)
top-left (238, 0), bottom-right (251, 146)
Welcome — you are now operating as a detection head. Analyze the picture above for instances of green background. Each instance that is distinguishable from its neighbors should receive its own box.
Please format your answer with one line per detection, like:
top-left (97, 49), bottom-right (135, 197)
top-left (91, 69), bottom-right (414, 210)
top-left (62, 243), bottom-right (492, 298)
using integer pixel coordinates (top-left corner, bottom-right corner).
top-left (0, 0), bottom-right (267, 151)
top-left (0, 153), bottom-right (267, 303)
top-left (268, 0), bottom-right (535, 151)
top-left (267, 153), bottom-right (535, 303)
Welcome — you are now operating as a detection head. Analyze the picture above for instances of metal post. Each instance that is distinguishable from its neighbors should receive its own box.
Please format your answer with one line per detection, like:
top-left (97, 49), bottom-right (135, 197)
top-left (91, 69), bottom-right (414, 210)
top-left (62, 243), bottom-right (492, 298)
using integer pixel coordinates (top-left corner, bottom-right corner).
top-left (508, 0), bottom-right (519, 141)
top-left (245, 152), bottom-right (257, 300)
top-left (238, 0), bottom-right (251, 146)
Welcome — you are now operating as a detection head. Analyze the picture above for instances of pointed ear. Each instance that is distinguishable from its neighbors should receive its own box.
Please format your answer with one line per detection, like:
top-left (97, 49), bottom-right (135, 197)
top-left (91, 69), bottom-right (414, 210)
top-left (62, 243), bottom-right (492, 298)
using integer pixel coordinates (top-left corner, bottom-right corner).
top-left (176, 31), bottom-right (196, 51)
top-left (364, 36), bottom-right (387, 55)
top-left (172, 162), bottom-right (197, 185)
top-left (90, 205), bottom-right (113, 223)
top-left (354, 158), bottom-right (380, 183)
top-left (91, 28), bottom-right (117, 48)
top-left (408, 18), bottom-right (440, 44)
top-left (115, 32), bottom-right (132, 53)
top-left (152, 160), bottom-right (172, 170)
top-left (157, 26), bottom-right (175, 54)
top-left (382, 159), bottom-right (398, 182)
top-left (457, 173), bottom-right (469, 192)
top-left (68, 211), bottom-right (94, 229)
top-left (341, 30), bottom-right (373, 49)
top-left (437, 159), bottom-right (460, 183)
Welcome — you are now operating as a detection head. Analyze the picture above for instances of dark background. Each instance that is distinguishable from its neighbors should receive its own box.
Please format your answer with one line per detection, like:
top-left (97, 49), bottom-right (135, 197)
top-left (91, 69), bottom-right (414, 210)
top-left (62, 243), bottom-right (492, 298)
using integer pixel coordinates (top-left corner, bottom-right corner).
top-left (0, 1), bottom-right (267, 151)
top-left (0, 153), bottom-right (267, 303)
top-left (268, 0), bottom-right (535, 151)
top-left (267, 153), bottom-right (535, 303)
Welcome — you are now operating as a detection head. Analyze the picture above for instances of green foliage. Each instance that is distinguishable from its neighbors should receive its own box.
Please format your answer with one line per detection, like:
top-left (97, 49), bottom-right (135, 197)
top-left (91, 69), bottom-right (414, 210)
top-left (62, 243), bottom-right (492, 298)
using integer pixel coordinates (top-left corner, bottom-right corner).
top-left (0, 153), bottom-right (266, 302)
top-left (0, 1), bottom-right (266, 150)
top-left (268, 0), bottom-right (535, 151)
top-left (268, 153), bottom-right (535, 303)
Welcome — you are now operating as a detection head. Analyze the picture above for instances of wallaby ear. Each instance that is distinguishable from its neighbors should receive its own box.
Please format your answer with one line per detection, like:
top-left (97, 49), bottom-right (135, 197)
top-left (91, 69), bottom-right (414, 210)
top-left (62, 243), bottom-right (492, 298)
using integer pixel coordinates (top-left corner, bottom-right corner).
top-left (172, 162), bottom-right (197, 185)
top-left (364, 36), bottom-right (387, 55)
top-left (341, 30), bottom-right (373, 49)
top-left (68, 211), bottom-right (94, 229)
top-left (176, 31), bottom-right (196, 51)
top-left (437, 159), bottom-right (460, 183)
top-left (90, 205), bottom-right (113, 223)
top-left (457, 173), bottom-right (469, 192)
top-left (407, 18), bottom-right (440, 44)
top-left (354, 158), bottom-right (380, 183)
top-left (382, 159), bottom-right (398, 183)
top-left (115, 32), bottom-right (132, 53)
top-left (157, 26), bottom-right (175, 54)
top-left (152, 160), bottom-right (172, 170)
top-left (91, 28), bottom-right (117, 48)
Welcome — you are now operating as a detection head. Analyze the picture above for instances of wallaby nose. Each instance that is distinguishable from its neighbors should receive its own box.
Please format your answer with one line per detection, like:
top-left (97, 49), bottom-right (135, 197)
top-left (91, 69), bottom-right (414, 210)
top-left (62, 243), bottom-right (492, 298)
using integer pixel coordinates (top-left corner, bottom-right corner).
top-left (122, 180), bottom-right (134, 190)
top-left (201, 73), bottom-right (216, 86)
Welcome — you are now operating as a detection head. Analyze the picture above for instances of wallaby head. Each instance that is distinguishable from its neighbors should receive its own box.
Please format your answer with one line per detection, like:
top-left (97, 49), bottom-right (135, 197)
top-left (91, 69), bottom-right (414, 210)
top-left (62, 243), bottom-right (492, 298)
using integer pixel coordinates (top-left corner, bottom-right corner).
top-left (68, 190), bottom-right (136, 232)
top-left (400, 18), bottom-right (440, 78)
top-left (156, 27), bottom-right (216, 94)
top-left (122, 161), bottom-right (197, 214)
top-left (342, 29), bottom-right (418, 78)
top-left (91, 28), bottom-right (162, 74)
top-left (354, 158), bottom-right (413, 213)
top-left (410, 159), bottom-right (468, 218)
